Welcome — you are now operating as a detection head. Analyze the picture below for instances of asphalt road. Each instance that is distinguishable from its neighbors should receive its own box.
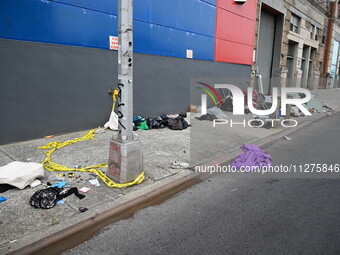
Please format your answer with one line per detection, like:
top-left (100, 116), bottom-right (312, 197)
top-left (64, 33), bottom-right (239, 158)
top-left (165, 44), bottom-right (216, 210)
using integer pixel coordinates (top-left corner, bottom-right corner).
top-left (64, 113), bottom-right (340, 255)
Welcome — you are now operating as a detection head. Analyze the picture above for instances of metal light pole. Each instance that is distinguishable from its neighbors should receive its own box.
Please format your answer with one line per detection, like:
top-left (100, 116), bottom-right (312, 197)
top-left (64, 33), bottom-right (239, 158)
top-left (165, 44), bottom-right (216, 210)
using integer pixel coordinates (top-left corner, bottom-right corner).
top-left (107, 0), bottom-right (143, 183)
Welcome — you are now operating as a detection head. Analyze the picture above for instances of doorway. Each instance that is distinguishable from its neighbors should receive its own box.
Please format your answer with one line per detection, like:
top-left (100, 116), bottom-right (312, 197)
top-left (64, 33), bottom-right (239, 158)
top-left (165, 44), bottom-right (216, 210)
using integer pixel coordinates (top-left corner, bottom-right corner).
top-left (257, 6), bottom-right (284, 95)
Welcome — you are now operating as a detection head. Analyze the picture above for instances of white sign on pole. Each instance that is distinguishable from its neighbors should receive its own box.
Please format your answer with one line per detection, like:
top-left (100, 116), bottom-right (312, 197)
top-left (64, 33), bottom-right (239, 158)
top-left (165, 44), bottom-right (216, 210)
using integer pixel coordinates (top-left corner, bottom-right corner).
top-left (109, 36), bottom-right (119, 50)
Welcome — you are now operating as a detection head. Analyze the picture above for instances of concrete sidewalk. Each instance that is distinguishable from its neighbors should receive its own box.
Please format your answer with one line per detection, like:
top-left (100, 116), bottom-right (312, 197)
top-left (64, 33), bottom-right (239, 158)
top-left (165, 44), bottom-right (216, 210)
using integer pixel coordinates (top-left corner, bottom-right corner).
top-left (0, 88), bottom-right (339, 254)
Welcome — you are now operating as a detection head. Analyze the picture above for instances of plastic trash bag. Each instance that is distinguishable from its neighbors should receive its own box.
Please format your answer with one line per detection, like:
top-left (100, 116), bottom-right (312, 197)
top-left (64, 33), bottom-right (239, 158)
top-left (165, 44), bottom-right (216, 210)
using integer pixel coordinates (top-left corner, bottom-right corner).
top-left (167, 116), bottom-right (189, 130)
top-left (133, 116), bottom-right (145, 124)
top-left (29, 187), bottom-right (60, 209)
top-left (30, 187), bottom-right (85, 209)
top-left (146, 117), bottom-right (165, 129)
top-left (137, 121), bottom-right (149, 130)
top-left (195, 114), bottom-right (218, 121)
top-left (207, 106), bottom-right (228, 119)
top-left (104, 111), bottom-right (118, 131)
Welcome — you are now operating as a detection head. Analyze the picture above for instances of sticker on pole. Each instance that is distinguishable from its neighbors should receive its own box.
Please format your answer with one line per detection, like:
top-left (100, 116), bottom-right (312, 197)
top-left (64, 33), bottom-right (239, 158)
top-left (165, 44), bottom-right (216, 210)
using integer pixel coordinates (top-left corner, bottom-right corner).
top-left (109, 36), bottom-right (118, 50)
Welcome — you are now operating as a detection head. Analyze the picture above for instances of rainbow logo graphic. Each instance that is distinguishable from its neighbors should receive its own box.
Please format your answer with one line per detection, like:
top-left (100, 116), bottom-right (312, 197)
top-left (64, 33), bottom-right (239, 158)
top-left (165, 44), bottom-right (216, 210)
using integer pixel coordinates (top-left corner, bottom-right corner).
top-left (196, 82), bottom-right (223, 105)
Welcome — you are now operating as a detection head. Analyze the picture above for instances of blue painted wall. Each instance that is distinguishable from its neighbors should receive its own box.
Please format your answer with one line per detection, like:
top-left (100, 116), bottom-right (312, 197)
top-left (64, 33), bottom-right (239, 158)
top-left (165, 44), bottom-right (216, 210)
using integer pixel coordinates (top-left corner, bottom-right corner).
top-left (0, 0), bottom-right (216, 60)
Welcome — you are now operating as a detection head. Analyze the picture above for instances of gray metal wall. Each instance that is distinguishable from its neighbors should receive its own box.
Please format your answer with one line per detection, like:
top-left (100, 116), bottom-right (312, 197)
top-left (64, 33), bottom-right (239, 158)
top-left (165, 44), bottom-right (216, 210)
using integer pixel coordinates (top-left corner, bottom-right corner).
top-left (0, 39), bottom-right (251, 145)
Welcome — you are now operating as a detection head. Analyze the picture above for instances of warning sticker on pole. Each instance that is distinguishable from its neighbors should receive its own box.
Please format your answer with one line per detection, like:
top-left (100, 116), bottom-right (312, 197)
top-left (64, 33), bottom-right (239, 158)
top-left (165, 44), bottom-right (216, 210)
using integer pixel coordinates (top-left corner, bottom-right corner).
top-left (109, 36), bottom-right (118, 50)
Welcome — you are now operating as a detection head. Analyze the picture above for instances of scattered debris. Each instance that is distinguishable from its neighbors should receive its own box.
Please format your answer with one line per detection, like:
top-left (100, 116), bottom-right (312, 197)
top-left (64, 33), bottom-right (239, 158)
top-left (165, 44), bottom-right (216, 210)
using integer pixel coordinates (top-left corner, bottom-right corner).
top-left (250, 115), bottom-right (272, 129)
top-left (231, 188), bottom-right (238, 192)
top-left (220, 96), bottom-right (234, 112)
top-left (44, 135), bottom-right (55, 138)
top-left (195, 114), bottom-right (217, 121)
top-left (171, 160), bottom-right (189, 169)
top-left (30, 179), bottom-right (42, 188)
top-left (283, 136), bottom-right (292, 141)
top-left (190, 104), bottom-right (199, 113)
top-left (30, 187), bottom-right (85, 209)
top-left (9, 240), bottom-right (17, 244)
top-left (57, 199), bottom-right (65, 205)
top-left (146, 117), bottom-right (166, 129)
top-left (79, 187), bottom-right (91, 193)
top-left (0, 197), bottom-right (7, 202)
top-left (137, 121), bottom-right (149, 130)
top-left (167, 116), bottom-right (189, 130)
top-left (68, 173), bottom-right (75, 178)
top-left (89, 179), bottom-right (100, 187)
top-left (52, 182), bottom-right (67, 188)
top-left (231, 144), bottom-right (272, 169)
top-left (179, 112), bottom-right (187, 118)
top-left (302, 99), bottom-right (336, 114)
top-left (133, 116), bottom-right (145, 125)
top-left (79, 207), bottom-right (88, 213)
top-left (0, 184), bottom-right (15, 193)
top-left (94, 127), bottom-right (106, 134)
top-left (207, 106), bottom-right (228, 119)
top-left (291, 106), bottom-right (300, 117)
top-left (305, 99), bottom-right (324, 111)
top-left (133, 113), bottom-right (190, 131)
top-left (323, 104), bottom-right (336, 113)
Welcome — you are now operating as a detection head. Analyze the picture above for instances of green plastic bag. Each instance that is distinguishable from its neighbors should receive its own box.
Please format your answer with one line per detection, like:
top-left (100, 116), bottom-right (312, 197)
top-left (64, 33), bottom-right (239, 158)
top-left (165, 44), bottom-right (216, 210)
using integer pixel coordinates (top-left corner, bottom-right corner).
top-left (137, 121), bottom-right (149, 130)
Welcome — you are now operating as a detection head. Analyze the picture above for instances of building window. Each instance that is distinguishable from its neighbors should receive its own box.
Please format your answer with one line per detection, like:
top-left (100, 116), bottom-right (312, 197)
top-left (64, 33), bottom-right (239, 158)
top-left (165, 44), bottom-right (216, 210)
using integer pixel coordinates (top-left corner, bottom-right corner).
top-left (310, 25), bottom-right (319, 41)
top-left (322, 26), bottom-right (327, 44)
top-left (290, 14), bottom-right (300, 33)
top-left (310, 25), bottom-right (318, 40)
top-left (287, 41), bottom-right (298, 87)
top-left (310, 25), bottom-right (315, 39)
top-left (316, 27), bottom-right (319, 40)
top-left (330, 40), bottom-right (340, 88)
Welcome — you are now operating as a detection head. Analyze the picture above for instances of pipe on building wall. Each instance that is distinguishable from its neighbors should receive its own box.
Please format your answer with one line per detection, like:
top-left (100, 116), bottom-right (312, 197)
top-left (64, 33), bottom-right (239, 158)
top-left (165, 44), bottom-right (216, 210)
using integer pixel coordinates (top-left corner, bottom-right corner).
top-left (322, 1), bottom-right (336, 87)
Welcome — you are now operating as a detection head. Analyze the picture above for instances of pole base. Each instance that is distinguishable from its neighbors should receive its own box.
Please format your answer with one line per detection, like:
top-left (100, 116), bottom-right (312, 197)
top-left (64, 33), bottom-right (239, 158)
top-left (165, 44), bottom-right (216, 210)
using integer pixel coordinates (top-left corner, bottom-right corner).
top-left (107, 139), bottom-right (144, 183)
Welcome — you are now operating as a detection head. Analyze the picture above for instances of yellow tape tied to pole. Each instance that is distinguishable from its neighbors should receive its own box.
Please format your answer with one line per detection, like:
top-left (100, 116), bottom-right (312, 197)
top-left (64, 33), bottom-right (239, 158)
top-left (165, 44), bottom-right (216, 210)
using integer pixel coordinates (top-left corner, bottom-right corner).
top-left (38, 129), bottom-right (145, 188)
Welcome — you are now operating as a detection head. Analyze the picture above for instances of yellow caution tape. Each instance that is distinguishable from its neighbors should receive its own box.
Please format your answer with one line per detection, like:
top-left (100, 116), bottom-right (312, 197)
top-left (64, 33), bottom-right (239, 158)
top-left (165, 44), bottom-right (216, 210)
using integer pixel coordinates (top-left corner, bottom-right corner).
top-left (112, 89), bottom-right (119, 111)
top-left (38, 129), bottom-right (145, 188)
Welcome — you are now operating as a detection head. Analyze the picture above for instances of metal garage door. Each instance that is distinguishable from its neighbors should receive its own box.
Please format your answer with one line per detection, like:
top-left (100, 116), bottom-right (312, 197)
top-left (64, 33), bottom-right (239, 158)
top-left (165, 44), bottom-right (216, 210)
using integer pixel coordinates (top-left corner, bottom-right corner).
top-left (257, 8), bottom-right (276, 95)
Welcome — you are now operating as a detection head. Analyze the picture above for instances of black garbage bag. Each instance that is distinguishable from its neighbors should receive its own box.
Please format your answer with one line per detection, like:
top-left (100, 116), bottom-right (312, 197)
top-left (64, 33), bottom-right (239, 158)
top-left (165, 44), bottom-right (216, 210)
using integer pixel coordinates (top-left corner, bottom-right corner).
top-left (181, 116), bottom-right (190, 129)
top-left (220, 97), bottom-right (233, 112)
top-left (29, 187), bottom-right (60, 209)
top-left (160, 114), bottom-right (169, 122)
top-left (167, 116), bottom-right (189, 130)
top-left (29, 187), bottom-right (85, 209)
top-left (195, 114), bottom-right (217, 121)
top-left (178, 112), bottom-right (187, 118)
top-left (167, 118), bottom-right (182, 130)
top-left (146, 117), bottom-right (166, 129)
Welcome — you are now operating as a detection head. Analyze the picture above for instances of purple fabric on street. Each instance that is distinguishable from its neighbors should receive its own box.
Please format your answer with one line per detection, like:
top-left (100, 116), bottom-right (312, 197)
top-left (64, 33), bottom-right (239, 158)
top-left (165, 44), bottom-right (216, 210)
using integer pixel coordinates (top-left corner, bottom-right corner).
top-left (231, 144), bottom-right (272, 168)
